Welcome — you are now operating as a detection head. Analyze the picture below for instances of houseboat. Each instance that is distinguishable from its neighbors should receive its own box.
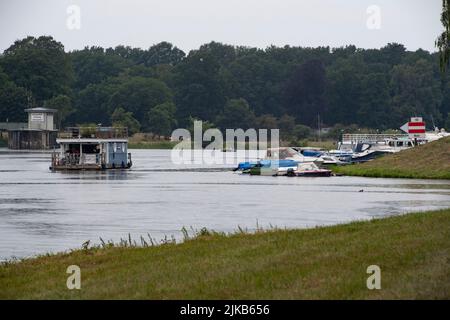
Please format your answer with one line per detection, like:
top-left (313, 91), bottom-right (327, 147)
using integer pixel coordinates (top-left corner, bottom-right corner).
top-left (50, 127), bottom-right (132, 171)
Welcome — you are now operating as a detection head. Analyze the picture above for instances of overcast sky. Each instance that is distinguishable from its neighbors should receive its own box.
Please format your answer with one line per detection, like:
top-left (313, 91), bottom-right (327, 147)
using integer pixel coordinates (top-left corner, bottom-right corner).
top-left (0, 0), bottom-right (443, 53)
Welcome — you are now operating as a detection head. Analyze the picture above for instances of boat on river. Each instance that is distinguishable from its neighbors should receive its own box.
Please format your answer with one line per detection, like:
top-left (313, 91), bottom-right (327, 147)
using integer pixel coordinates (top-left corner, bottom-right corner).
top-left (286, 162), bottom-right (332, 177)
top-left (50, 127), bottom-right (132, 171)
top-left (235, 147), bottom-right (341, 172)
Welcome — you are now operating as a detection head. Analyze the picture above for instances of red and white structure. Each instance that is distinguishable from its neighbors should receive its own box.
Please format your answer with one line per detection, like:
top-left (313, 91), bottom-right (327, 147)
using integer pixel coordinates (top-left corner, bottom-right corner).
top-left (400, 117), bottom-right (426, 138)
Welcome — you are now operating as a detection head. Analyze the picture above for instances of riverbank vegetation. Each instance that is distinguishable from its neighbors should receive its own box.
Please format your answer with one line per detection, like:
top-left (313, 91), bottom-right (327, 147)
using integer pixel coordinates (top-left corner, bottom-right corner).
top-left (1, 208), bottom-right (449, 299)
top-left (1, 36), bottom-right (450, 141)
top-left (333, 136), bottom-right (450, 179)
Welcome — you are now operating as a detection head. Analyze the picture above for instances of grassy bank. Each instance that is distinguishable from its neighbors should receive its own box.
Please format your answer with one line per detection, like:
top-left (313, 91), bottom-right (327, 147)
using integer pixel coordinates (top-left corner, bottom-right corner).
top-left (333, 137), bottom-right (450, 179)
top-left (1, 209), bottom-right (449, 299)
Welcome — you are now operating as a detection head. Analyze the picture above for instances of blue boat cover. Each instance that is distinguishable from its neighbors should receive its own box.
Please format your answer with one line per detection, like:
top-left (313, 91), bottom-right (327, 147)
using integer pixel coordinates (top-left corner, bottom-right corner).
top-left (237, 159), bottom-right (298, 170)
top-left (302, 150), bottom-right (323, 157)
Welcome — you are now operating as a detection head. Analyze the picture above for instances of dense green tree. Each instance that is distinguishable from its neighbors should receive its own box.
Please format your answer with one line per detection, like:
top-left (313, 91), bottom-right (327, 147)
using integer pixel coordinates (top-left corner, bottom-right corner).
top-left (326, 56), bottom-right (365, 125)
top-left (215, 98), bottom-right (255, 130)
top-left (0, 69), bottom-right (29, 122)
top-left (2, 35), bottom-right (450, 135)
top-left (111, 107), bottom-right (141, 135)
top-left (147, 102), bottom-right (177, 136)
top-left (142, 42), bottom-right (185, 67)
top-left (293, 124), bottom-right (312, 140)
top-left (357, 73), bottom-right (391, 129)
top-left (228, 51), bottom-right (284, 116)
top-left (445, 113), bottom-right (450, 130)
top-left (174, 51), bottom-right (226, 124)
top-left (43, 94), bottom-right (74, 129)
top-left (74, 79), bottom-right (121, 125)
top-left (255, 114), bottom-right (278, 130)
top-left (70, 46), bottom-right (131, 90)
top-left (0, 36), bottom-right (73, 104)
top-left (283, 59), bottom-right (327, 126)
top-left (278, 114), bottom-right (296, 140)
top-left (108, 76), bottom-right (173, 129)
top-left (380, 43), bottom-right (406, 66)
top-left (390, 59), bottom-right (443, 126)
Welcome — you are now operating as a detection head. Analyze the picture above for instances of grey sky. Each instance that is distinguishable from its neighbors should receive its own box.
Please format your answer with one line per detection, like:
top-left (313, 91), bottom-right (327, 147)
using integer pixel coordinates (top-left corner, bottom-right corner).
top-left (0, 0), bottom-right (443, 53)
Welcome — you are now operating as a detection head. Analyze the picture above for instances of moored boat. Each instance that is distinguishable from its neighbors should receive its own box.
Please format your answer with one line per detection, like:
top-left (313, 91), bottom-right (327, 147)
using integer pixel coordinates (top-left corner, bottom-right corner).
top-left (50, 127), bottom-right (132, 171)
top-left (286, 162), bottom-right (332, 177)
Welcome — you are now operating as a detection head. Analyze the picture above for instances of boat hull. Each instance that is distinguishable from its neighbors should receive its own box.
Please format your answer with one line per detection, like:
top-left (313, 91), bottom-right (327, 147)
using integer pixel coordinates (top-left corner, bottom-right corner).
top-left (50, 163), bottom-right (132, 171)
top-left (287, 169), bottom-right (332, 177)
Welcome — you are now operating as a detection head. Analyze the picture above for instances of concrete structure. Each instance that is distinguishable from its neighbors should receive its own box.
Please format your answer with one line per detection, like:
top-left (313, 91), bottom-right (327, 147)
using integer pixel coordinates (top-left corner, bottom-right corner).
top-left (0, 122), bottom-right (27, 131)
top-left (25, 107), bottom-right (56, 130)
top-left (7, 108), bottom-right (58, 150)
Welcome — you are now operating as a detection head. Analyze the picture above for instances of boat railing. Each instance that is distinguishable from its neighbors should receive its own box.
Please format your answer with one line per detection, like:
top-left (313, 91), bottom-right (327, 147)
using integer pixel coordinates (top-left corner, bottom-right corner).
top-left (51, 152), bottom-right (103, 166)
top-left (58, 127), bottom-right (128, 139)
top-left (342, 133), bottom-right (409, 143)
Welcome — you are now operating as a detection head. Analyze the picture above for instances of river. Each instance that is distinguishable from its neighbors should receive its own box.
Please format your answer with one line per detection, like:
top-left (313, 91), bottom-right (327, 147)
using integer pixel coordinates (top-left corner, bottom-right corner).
top-left (1, 148), bottom-right (449, 260)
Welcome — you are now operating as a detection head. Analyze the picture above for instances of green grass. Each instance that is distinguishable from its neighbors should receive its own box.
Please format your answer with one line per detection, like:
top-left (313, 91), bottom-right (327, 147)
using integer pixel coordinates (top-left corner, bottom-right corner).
top-left (333, 137), bottom-right (450, 179)
top-left (1, 209), bottom-right (449, 299)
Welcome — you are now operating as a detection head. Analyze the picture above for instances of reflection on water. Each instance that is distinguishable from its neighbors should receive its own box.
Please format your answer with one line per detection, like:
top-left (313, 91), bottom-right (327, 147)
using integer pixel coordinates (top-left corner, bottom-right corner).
top-left (0, 148), bottom-right (449, 260)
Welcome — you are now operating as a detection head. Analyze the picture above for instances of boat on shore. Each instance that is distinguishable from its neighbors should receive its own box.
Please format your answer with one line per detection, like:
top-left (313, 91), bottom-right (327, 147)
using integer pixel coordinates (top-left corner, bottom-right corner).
top-left (50, 127), bottom-right (132, 171)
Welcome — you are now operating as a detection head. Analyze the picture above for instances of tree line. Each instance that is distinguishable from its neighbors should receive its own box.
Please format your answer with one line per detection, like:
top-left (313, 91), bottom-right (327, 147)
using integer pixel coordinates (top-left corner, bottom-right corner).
top-left (1, 36), bottom-right (449, 140)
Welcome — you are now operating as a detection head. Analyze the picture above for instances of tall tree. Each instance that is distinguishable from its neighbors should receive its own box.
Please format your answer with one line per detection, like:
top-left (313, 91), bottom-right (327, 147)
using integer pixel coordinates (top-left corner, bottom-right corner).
top-left (0, 36), bottom-right (73, 105)
top-left (111, 107), bottom-right (141, 135)
top-left (43, 95), bottom-right (74, 129)
top-left (108, 76), bottom-right (173, 129)
top-left (0, 69), bottom-right (29, 122)
top-left (142, 42), bottom-right (185, 67)
top-left (174, 51), bottom-right (226, 125)
top-left (283, 59), bottom-right (327, 126)
top-left (390, 59), bottom-right (443, 126)
top-left (437, 0), bottom-right (450, 71)
top-left (215, 98), bottom-right (255, 130)
top-left (70, 46), bottom-right (131, 90)
top-left (147, 102), bottom-right (177, 136)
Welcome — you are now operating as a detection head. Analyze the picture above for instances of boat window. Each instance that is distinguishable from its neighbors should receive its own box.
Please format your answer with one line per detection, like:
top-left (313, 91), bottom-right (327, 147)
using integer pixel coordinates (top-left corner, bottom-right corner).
top-left (81, 144), bottom-right (99, 154)
top-left (67, 144), bottom-right (81, 154)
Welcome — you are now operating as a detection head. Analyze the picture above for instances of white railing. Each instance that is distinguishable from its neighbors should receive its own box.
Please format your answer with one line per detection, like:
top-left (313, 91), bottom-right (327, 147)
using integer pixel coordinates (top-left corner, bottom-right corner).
top-left (342, 133), bottom-right (409, 143)
top-left (52, 153), bottom-right (102, 166)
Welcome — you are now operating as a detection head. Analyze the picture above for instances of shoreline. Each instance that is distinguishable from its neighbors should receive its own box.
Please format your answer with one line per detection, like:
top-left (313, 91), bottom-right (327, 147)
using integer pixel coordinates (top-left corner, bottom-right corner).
top-left (332, 137), bottom-right (450, 180)
top-left (1, 208), bottom-right (449, 299)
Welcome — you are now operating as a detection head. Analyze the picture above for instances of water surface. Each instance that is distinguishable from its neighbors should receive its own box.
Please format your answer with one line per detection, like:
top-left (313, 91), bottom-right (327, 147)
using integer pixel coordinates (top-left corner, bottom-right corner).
top-left (1, 149), bottom-right (449, 260)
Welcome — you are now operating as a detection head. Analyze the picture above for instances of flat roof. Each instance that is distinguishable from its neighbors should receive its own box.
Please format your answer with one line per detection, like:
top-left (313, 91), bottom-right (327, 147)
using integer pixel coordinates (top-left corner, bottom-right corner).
top-left (24, 107), bottom-right (57, 113)
top-left (56, 139), bottom-right (128, 143)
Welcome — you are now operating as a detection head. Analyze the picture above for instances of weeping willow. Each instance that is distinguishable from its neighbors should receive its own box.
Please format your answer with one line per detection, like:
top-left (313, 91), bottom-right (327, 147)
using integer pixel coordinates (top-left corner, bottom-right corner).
top-left (437, 0), bottom-right (450, 72)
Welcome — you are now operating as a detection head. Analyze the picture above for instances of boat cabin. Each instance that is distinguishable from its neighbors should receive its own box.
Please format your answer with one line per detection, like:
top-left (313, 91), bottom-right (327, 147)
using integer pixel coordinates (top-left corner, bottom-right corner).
top-left (50, 127), bottom-right (132, 170)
